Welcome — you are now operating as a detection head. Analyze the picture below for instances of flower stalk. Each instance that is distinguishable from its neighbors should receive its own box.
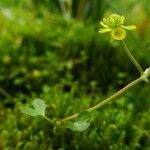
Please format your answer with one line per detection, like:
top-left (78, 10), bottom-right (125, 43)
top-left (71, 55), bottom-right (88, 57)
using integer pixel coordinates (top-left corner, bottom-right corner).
top-left (122, 40), bottom-right (144, 75)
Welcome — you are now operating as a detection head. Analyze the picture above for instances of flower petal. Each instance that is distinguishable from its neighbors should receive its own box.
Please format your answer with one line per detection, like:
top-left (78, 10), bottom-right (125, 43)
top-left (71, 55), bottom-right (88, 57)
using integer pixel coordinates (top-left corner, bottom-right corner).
top-left (103, 18), bottom-right (107, 24)
top-left (98, 28), bottom-right (111, 33)
top-left (100, 21), bottom-right (108, 28)
top-left (122, 25), bottom-right (136, 30)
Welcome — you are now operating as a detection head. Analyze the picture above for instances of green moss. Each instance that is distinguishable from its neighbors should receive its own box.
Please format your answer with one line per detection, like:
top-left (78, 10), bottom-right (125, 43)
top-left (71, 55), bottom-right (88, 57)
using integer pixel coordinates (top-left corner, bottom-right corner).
top-left (0, 0), bottom-right (150, 149)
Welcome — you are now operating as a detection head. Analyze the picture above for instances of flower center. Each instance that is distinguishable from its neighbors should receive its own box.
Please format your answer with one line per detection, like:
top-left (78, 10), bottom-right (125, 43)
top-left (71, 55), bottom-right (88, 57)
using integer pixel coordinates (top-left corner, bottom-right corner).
top-left (111, 28), bottom-right (126, 40)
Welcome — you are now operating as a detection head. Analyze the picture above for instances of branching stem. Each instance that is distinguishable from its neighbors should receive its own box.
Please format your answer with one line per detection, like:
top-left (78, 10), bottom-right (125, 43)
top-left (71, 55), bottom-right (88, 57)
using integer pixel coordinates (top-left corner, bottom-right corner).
top-left (60, 76), bottom-right (143, 123)
top-left (46, 41), bottom-right (147, 124)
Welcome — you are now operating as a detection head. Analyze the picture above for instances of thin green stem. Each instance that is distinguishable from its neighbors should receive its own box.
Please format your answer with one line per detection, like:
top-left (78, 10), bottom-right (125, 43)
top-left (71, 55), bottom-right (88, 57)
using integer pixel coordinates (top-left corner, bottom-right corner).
top-left (43, 115), bottom-right (53, 124)
top-left (122, 40), bottom-right (144, 75)
top-left (60, 77), bottom-right (143, 122)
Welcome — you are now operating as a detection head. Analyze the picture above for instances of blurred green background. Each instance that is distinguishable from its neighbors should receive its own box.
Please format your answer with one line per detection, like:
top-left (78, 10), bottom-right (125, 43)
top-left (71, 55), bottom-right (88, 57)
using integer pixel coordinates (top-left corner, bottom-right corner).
top-left (0, 0), bottom-right (150, 149)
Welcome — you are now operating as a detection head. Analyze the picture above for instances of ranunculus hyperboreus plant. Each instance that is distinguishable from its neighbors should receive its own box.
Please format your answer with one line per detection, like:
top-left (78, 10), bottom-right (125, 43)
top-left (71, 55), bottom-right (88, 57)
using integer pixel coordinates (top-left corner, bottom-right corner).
top-left (20, 13), bottom-right (150, 132)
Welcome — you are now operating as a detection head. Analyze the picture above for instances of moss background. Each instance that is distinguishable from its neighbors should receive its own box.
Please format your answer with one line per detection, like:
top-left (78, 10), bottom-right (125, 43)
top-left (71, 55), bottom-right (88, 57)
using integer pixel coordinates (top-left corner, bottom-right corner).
top-left (0, 0), bottom-right (150, 149)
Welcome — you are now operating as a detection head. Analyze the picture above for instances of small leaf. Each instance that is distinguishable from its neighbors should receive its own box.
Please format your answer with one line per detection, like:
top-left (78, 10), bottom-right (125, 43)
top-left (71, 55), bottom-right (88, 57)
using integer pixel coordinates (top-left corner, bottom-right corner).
top-left (19, 106), bottom-right (38, 117)
top-left (33, 99), bottom-right (46, 116)
top-left (65, 121), bottom-right (76, 131)
top-left (77, 111), bottom-right (91, 122)
top-left (20, 99), bottom-right (46, 117)
top-left (74, 121), bottom-right (90, 132)
top-left (66, 111), bottom-right (91, 132)
top-left (66, 121), bottom-right (90, 132)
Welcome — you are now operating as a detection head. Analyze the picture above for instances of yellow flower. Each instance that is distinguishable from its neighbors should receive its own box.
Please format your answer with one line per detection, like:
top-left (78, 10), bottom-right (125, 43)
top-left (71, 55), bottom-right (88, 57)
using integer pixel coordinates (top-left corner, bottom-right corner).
top-left (98, 14), bottom-right (136, 40)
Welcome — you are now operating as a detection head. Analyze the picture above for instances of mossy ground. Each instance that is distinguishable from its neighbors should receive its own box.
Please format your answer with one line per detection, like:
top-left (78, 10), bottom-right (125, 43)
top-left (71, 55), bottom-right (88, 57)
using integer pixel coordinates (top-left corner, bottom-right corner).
top-left (0, 0), bottom-right (150, 149)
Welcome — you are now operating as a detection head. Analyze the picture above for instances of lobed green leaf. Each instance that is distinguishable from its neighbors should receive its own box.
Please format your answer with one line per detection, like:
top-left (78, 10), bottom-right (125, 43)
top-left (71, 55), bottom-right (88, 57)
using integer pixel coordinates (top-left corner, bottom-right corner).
top-left (19, 106), bottom-right (39, 117)
top-left (33, 99), bottom-right (46, 116)
top-left (20, 99), bottom-right (46, 117)
top-left (66, 111), bottom-right (91, 132)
